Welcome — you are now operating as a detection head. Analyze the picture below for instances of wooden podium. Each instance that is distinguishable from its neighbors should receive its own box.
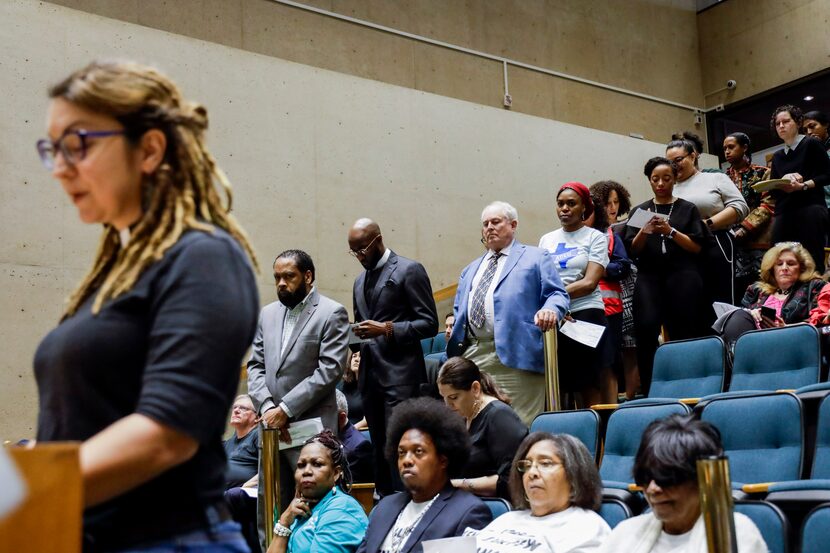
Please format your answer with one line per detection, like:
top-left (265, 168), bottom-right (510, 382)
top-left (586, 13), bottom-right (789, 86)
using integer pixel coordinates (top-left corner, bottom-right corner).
top-left (0, 443), bottom-right (82, 553)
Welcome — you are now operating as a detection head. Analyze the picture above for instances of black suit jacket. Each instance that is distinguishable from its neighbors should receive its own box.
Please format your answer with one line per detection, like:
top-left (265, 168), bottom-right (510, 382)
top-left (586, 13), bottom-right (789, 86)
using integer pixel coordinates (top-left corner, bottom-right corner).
top-left (356, 485), bottom-right (492, 553)
top-left (353, 251), bottom-right (438, 389)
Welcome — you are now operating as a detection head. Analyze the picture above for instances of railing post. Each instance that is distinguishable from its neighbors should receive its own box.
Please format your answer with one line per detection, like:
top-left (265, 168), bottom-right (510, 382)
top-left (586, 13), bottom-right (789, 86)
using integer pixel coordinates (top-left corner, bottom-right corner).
top-left (697, 455), bottom-right (738, 553)
top-left (260, 426), bottom-right (281, 547)
top-left (543, 329), bottom-right (560, 412)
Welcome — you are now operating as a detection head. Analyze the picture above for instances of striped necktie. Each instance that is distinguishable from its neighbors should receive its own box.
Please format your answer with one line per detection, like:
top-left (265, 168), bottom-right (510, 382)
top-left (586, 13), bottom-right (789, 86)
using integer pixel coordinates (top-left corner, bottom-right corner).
top-left (470, 252), bottom-right (501, 328)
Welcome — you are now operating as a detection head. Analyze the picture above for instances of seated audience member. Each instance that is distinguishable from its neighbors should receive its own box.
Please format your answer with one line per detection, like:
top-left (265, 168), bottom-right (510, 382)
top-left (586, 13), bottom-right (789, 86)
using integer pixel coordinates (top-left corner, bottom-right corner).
top-left (715, 242), bottom-right (825, 348)
top-left (444, 313), bottom-right (455, 343)
top-left (356, 397), bottom-right (492, 553)
top-left (336, 389), bottom-right (373, 483)
top-left (599, 415), bottom-right (767, 553)
top-left (437, 356), bottom-right (527, 499)
top-left (421, 313), bottom-right (456, 399)
top-left (268, 430), bottom-right (368, 553)
top-left (224, 394), bottom-right (260, 489)
top-left (341, 352), bottom-right (368, 430)
top-left (467, 432), bottom-right (609, 553)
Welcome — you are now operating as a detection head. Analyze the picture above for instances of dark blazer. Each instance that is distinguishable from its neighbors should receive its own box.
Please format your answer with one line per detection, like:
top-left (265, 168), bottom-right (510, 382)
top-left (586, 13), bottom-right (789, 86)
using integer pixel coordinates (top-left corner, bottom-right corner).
top-left (356, 485), bottom-right (492, 553)
top-left (741, 278), bottom-right (826, 324)
top-left (340, 421), bottom-right (374, 483)
top-left (353, 251), bottom-right (438, 389)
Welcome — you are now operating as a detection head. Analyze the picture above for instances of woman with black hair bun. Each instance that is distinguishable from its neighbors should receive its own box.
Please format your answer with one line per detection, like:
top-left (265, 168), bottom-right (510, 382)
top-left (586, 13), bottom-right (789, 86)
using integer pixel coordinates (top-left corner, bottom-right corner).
top-left (623, 157), bottom-right (708, 396)
top-left (724, 132), bottom-right (773, 292)
top-left (437, 356), bottom-right (527, 500)
top-left (268, 430), bottom-right (368, 553)
top-left (768, 104), bottom-right (830, 273)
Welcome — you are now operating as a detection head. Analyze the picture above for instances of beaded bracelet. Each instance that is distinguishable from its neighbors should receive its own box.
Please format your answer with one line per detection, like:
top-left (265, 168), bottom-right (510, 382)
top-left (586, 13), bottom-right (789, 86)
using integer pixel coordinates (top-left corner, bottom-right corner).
top-left (385, 321), bottom-right (394, 339)
top-left (273, 522), bottom-right (292, 537)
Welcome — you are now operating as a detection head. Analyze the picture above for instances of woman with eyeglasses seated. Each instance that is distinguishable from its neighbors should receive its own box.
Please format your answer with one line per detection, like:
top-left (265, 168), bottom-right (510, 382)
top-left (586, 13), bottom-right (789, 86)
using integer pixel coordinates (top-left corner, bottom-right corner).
top-left (714, 242), bottom-right (827, 349)
top-left (466, 432), bottom-right (610, 553)
top-left (599, 415), bottom-right (767, 553)
top-left (33, 61), bottom-right (260, 552)
top-left (666, 135), bottom-right (749, 307)
top-left (437, 356), bottom-right (527, 500)
top-left (623, 157), bottom-right (708, 396)
top-left (268, 430), bottom-right (368, 553)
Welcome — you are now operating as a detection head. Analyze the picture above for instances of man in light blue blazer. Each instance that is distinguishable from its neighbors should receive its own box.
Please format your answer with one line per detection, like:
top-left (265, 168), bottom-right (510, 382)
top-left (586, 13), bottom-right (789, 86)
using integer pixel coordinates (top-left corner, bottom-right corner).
top-left (447, 201), bottom-right (569, 424)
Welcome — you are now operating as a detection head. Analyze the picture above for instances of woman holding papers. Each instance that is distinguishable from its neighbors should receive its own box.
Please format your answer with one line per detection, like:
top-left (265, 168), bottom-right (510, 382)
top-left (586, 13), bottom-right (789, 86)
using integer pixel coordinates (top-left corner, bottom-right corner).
top-left (268, 430), bottom-right (368, 553)
top-left (666, 137), bottom-right (748, 307)
top-left (623, 157), bottom-right (708, 396)
top-left (539, 182), bottom-right (610, 407)
top-left (32, 61), bottom-right (260, 551)
top-left (768, 105), bottom-right (830, 273)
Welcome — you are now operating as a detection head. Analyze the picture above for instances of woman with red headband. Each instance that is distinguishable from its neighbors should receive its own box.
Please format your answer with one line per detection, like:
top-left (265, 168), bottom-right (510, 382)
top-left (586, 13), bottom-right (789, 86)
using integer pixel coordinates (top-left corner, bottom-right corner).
top-left (539, 182), bottom-right (610, 407)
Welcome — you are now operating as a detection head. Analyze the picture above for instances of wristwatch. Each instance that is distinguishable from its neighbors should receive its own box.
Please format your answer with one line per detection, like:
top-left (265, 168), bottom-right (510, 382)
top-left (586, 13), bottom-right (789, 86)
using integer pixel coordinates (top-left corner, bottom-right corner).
top-left (668, 228), bottom-right (677, 240)
top-left (803, 182), bottom-right (810, 191)
top-left (705, 218), bottom-right (714, 228)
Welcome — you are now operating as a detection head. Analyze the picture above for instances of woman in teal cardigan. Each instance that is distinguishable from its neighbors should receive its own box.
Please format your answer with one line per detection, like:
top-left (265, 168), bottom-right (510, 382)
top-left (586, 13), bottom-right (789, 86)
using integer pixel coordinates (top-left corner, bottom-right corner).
top-left (268, 430), bottom-right (368, 553)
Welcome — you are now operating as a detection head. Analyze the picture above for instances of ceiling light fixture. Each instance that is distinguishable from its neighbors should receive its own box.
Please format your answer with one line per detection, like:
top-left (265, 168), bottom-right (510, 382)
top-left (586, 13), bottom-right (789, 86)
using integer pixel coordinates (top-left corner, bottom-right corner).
top-left (804, 95), bottom-right (815, 101)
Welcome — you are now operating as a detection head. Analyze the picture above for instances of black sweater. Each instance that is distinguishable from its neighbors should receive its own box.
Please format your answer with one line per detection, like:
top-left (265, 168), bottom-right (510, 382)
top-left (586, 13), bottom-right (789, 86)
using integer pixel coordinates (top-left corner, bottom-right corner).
top-left (771, 136), bottom-right (830, 213)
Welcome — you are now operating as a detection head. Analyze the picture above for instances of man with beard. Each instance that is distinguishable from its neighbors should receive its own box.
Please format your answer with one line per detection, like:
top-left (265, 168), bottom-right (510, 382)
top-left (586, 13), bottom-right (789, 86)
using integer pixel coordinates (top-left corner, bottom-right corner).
top-left (349, 218), bottom-right (438, 496)
top-left (247, 249), bottom-right (350, 539)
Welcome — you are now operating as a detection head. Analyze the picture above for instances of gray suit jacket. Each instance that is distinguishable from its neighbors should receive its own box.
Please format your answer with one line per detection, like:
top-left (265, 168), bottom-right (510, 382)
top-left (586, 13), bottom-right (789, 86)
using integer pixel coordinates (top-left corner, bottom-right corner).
top-left (247, 289), bottom-right (350, 432)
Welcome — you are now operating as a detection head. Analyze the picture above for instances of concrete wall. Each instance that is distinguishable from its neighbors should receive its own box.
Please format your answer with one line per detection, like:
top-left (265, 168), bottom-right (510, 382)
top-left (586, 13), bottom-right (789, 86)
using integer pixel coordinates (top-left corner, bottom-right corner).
top-left (46, 0), bottom-right (705, 143)
top-left (698, 0), bottom-right (830, 108)
top-left (0, 0), bottom-right (698, 439)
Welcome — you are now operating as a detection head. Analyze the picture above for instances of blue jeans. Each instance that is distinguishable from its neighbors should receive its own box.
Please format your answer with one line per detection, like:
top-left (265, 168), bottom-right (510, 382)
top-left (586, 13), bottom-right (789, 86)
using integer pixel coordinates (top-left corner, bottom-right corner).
top-left (114, 520), bottom-right (250, 553)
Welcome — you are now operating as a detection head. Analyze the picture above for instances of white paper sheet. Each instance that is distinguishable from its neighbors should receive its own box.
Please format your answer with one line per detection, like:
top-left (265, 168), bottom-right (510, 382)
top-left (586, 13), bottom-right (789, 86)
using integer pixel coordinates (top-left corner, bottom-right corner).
top-left (279, 417), bottom-right (324, 450)
top-left (626, 207), bottom-right (669, 229)
top-left (559, 319), bottom-right (606, 348)
top-left (242, 486), bottom-right (258, 498)
top-left (0, 448), bottom-right (26, 519)
top-left (712, 301), bottom-right (740, 318)
top-left (422, 536), bottom-right (477, 553)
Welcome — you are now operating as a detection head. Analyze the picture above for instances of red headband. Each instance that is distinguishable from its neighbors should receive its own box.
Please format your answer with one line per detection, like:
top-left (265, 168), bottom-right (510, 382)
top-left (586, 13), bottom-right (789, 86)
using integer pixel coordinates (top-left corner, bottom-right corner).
top-left (558, 181), bottom-right (593, 218)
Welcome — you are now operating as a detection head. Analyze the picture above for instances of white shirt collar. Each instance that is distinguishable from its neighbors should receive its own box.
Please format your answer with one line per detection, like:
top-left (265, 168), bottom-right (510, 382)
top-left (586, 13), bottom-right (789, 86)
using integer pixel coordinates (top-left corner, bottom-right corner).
top-left (373, 248), bottom-right (391, 270)
top-left (119, 227), bottom-right (131, 246)
top-left (488, 239), bottom-right (514, 259)
top-left (785, 134), bottom-right (805, 153)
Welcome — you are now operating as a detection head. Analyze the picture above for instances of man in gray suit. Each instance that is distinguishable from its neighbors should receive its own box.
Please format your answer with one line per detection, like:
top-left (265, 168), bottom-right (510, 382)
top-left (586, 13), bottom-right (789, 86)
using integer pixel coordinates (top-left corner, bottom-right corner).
top-left (247, 249), bottom-right (350, 520)
top-left (349, 218), bottom-right (438, 496)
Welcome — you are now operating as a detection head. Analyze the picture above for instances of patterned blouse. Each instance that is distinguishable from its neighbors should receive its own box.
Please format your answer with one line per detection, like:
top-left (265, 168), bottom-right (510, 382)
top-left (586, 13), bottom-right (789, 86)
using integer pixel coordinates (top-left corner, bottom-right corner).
top-left (726, 163), bottom-right (774, 238)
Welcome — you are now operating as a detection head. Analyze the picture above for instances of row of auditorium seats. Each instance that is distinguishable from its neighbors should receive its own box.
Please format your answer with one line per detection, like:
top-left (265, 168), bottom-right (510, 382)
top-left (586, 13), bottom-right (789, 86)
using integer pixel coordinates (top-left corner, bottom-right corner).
top-left (648, 324), bottom-right (824, 399)
top-left (530, 388), bottom-right (830, 553)
top-left (421, 333), bottom-right (447, 363)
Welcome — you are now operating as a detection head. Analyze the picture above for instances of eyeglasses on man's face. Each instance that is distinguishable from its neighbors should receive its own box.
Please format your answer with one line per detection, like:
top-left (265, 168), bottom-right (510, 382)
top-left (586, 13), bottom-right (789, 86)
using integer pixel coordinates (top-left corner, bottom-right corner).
top-left (348, 233), bottom-right (381, 258)
top-left (232, 404), bottom-right (255, 413)
top-left (36, 129), bottom-right (127, 170)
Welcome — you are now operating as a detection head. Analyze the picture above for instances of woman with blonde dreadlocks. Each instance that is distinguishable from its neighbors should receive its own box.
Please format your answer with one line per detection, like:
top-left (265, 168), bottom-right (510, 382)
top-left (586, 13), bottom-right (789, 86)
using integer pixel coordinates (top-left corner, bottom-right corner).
top-left (33, 61), bottom-right (260, 552)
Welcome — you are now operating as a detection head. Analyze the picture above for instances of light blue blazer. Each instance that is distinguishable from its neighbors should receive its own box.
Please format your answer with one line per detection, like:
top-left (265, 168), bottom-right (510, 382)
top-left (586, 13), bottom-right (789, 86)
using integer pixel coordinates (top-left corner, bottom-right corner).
top-left (447, 241), bottom-right (569, 373)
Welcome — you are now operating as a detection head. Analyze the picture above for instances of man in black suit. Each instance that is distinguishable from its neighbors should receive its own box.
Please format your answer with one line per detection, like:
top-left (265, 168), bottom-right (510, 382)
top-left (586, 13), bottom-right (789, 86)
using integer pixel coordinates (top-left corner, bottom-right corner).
top-left (349, 218), bottom-right (438, 496)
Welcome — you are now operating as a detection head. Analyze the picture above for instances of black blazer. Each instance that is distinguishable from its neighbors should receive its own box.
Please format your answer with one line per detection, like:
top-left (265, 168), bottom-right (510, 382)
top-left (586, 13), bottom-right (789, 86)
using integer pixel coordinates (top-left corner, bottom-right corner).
top-left (356, 485), bottom-right (493, 553)
top-left (353, 251), bottom-right (438, 389)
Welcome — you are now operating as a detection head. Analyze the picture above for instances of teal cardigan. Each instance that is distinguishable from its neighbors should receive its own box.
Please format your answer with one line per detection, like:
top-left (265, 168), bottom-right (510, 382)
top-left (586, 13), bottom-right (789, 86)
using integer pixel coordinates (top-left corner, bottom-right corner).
top-left (288, 487), bottom-right (368, 553)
